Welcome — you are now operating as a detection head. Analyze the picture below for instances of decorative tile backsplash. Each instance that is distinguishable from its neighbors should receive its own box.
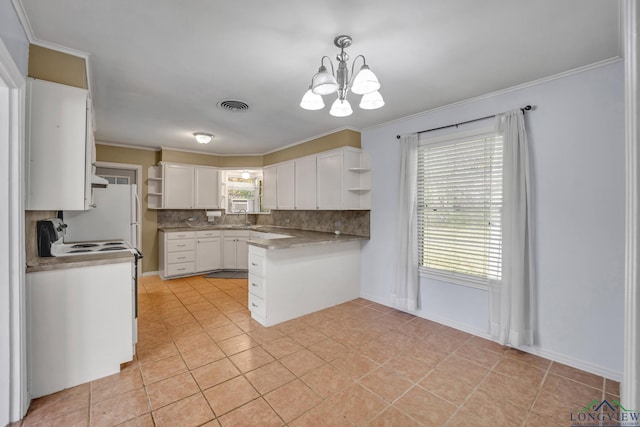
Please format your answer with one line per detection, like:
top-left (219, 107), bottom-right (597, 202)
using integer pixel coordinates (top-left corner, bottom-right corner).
top-left (157, 209), bottom-right (370, 236)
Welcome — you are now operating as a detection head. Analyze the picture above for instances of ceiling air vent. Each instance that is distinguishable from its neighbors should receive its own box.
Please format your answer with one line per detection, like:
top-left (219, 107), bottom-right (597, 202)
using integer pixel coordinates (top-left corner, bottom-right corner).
top-left (217, 100), bottom-right (249, 112)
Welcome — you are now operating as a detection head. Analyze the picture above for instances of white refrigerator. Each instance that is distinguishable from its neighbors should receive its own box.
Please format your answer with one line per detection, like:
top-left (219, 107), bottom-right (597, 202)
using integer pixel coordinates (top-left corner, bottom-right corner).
top-left (63, 184), bottom-right (141, 250)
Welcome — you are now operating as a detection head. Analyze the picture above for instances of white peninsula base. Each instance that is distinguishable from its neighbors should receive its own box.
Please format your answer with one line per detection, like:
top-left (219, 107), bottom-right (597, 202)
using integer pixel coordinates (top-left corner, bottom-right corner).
top-left (247, 241), bottom-right (361, 327)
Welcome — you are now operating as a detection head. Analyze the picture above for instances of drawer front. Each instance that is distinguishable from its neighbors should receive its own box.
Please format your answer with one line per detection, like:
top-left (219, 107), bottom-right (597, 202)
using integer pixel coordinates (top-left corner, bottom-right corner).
top-left (248, 253), bottom-right (264, 276)
top-left (167, 239), bottom-right (195, 252)
top-left (168, 251), bottom-right (195, 264)
top-left (248, 293), bottom-right (265, 317)
top-left (167, 231), bottom-right (195, 240)
top-left (223, 230), bottom-right (251, 238)
top-left (196, 230), bottom-right (221, 238)
top-left (248, 273), bottom-right (264, 299)
top-left (167, 262), bottom-right (196, 276)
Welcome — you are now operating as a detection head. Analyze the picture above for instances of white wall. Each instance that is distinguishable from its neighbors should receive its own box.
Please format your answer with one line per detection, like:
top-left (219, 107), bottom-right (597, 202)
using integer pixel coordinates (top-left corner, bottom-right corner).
top-left (0, 0), bottom-right (28, 76)
top-left (361, 61), bottom-right (625, 379)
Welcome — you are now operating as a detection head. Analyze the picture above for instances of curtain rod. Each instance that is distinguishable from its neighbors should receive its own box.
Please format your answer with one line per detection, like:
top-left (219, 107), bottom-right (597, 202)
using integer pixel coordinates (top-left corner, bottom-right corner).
top-left (396, 105), bottom-right (533, 140)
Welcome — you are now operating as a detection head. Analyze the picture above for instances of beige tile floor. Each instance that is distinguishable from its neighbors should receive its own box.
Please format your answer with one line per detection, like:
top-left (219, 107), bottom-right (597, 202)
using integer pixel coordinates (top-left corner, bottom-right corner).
top-left (17, 274), bottom-right (620, 427)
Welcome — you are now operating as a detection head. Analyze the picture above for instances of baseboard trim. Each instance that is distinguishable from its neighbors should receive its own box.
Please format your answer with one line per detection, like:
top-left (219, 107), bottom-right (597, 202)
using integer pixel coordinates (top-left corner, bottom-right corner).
top-left (359, 291), bottom-right (623, 381)
top-left (142, 271), bottom-right (159, 277)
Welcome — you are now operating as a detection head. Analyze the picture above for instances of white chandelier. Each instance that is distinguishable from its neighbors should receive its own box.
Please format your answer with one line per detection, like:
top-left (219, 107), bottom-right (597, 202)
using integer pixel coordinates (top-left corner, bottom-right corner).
top-left (300, 35), bottom-right (384, 117)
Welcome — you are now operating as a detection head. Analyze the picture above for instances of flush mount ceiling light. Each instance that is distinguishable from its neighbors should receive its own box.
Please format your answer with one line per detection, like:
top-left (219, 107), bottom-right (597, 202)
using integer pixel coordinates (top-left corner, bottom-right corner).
top-left (193, 132), bottom-right (214, 144)
top-left (300, 35), bottom-right (384, 117)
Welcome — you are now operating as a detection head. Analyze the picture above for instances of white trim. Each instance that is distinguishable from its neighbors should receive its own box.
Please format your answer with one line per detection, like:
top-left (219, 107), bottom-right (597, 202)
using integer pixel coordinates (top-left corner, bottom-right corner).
top-left (96, 141), bottom-right (160, 152)
top-left (0, 37), bottom-right (28, 422)
top-left (9, 0), bottom-right (34, 42)
top-left (360, 291), bottom-right (623, 381)
top-left (623, 0), bottom-right (640, 410)
top-left (364, 57), bottom-right (623, 133)
top-left (260, 126), bottom-right (360, 156)
top-left (142, 271), bottom-right (159, 277)
top-left (95, 161), bottom-right (143, 276)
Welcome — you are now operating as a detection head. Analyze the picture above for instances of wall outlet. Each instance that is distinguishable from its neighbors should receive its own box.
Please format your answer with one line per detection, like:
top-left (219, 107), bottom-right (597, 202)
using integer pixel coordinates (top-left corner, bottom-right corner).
top-left (187, 217), bottom-right (195, 222)
top-left (334, 221), bottom-right (342, 227)
top-left (285, 218), bottom-right (290, 224)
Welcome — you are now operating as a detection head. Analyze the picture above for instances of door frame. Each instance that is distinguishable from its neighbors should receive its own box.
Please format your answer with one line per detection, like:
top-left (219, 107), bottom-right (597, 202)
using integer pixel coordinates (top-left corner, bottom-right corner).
top-left (0, 38), bottom-right (28, 422)
top-left (96, 161), bottom-right (143, 276)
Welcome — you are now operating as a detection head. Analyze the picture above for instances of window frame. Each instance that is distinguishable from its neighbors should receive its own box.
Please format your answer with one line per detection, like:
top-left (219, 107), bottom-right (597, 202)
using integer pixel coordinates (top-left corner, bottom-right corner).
top-left (417, 126), bottom-right (503, 290)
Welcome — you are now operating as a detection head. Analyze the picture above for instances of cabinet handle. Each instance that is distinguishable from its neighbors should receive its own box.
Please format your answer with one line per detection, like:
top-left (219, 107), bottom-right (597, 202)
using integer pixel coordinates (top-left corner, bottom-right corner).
top-left (251, 282), bottom-right (258, 287)
top-left (251, 303), bottom-right (259, 308)
top-left (177, 244), bottom-right (186, 247)
top-left (251, 262), bottom-right (258, 266)
top-left (177, 257), bottom-right (186, 260)
top-left (177, 268), bottom-right (186, 271)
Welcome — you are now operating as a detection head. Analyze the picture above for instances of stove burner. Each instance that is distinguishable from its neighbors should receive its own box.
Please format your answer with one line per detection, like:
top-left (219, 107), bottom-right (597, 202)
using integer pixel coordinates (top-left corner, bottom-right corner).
top-left (99, 246), bottom-right (127, 251)
top-left (103, 242), bottom-right (125, 246)
top-left (72, 243), bottom-right (99, 248)
top-left (68, 249), bottom-right (93, 253)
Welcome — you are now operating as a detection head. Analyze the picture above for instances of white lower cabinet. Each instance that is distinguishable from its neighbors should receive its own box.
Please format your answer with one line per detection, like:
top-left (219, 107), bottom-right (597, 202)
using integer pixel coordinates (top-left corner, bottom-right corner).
top-left (27, 261), bottom-right (134, 398)
top-left (222, 230), bottom-right (250, 269)
top-left (196, 230), bottom-right (222, 272)
top-left (247, 241), bottom-right (361, 327)
top-left (161, 230), bottom-right (239, 279)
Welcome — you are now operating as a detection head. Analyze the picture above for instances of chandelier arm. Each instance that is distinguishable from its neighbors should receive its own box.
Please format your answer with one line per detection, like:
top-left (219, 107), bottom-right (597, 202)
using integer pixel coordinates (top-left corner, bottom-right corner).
top-left (347, 54), bottom-right (367, 88)
top-left (320, 56), bottom-right (336, 76)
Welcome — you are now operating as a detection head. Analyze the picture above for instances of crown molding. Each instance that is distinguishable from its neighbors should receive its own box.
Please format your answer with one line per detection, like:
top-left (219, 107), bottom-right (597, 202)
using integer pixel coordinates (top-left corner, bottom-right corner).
top-left (364, 57), bottom-right (623, 133)
top-left (261, 126), bottom-right (361, 156)
top-left (95, 141), bottom-right (160, 152)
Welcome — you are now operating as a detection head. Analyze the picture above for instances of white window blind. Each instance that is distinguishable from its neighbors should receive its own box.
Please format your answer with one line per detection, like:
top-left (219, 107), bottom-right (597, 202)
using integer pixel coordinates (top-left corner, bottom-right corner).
top-left (417, 130), bottom-right (503, 284)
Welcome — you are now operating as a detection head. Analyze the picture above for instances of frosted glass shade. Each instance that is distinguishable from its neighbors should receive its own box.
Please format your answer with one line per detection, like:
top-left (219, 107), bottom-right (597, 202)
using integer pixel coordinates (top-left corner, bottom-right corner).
top-left (311, 66), bottom-right (338, 95)
top-left (350, 65), bottom-right (380, 95)
top-left (329, 98), bottom-right (353, 117)
top-left (359, 91), bottom-right (385, 110)
top-left (299, 88), bottom-right (325, 110)
top-left (193, 132), bottom-right (214, 144)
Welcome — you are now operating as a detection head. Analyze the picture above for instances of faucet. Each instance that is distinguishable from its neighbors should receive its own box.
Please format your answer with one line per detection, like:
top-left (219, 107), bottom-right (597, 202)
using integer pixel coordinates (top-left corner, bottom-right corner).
top-left (238, 209), bottom-right (249, 226)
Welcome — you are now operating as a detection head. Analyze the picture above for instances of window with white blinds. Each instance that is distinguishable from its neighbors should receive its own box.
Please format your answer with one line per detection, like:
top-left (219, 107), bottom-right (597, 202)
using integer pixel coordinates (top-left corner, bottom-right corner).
top-left (417, 129), bottom-right (503, 285)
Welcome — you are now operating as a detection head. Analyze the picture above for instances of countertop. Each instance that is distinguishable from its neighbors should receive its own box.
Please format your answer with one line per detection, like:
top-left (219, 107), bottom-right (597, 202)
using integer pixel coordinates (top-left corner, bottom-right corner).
top-left (26, 251), bottom-right (135, 273)
top-left (158, 225), bottom-right (369, 250)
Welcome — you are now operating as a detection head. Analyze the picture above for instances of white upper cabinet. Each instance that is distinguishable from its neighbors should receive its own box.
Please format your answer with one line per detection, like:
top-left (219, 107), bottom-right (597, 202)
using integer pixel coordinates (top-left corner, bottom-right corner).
top-left (150, 163), bottom-right (220, 209)
top-left (163, 164), bottom-right (194, 209)
top-left (262, 162), bottom-right (294, 210)
top-left (264, 147), bottom-right (370, 211)
top-left (194, 166), bottom-right (220, 209)
top-left (316, 150), bottom-right (344, 210)
top-left (262, 165), bottom-right (277, 210)
top-left (26, 78), bottom-right (94, 210)
top-left (294, 155), bottom-right (316, 210)
top-left (276, 161), bottom-right (295, 210)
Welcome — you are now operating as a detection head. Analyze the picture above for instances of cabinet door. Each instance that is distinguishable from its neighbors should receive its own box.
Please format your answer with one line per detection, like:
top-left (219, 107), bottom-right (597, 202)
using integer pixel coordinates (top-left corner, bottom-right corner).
top-left (196, 238), bottom-right (221, 271)
top-left (262, 165), bottom-right (277, 209)
top-left (163, 165), bottom-right (194, 208)
top-left (294, 156), bottom-right (317, 209)
top-left (276, 162), bottom-right (295, 210)
top-left (235, 238), bottom-right (249, 269)
top-left (194, 167), bottom-right (219, 208)
top-left (26, 79), bottom-right (89, 210)
top-left (222, 237), bottom-right (237, 269)
top-left (316, 151), bottom-right (343, 210)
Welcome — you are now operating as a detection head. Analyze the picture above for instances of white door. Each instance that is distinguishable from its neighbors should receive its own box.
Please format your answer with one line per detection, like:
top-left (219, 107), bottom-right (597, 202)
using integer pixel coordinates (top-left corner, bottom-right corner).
top-left (316, 151), bottom-right (343, 209)
top-left (236, 238), bottom-right (249, 270)
top-left (164, 165), bottom-right (194, 208)
top-left (222, 237), bottom-right (237, 269)
top-left (194, 167), bottom-right (219, 209)
top-left (295, 155), bottom-right (317, 209)
top-left (276, 162), bottom-right (295, 209)
top-left (262, 165), bottom-right (277, 209)
top-left (196, 238), bottom-right (221, 272)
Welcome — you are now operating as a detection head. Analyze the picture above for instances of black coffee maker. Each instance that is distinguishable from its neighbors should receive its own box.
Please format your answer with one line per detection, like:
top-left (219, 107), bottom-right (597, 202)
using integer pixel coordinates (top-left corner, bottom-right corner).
top-left (36, 218), bottom-right (67, 257)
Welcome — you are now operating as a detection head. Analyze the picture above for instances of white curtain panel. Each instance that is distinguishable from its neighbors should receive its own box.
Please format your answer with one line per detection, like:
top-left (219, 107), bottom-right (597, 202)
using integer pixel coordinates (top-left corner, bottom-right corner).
top-left (393, 134), bottom-right (420, 311)
top-left (489, 110), bottom-right (535, 347)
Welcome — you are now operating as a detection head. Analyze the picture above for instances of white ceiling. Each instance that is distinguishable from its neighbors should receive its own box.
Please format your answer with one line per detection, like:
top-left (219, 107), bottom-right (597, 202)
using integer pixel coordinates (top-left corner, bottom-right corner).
top-left (18, 0), bottom-right (621, 155)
